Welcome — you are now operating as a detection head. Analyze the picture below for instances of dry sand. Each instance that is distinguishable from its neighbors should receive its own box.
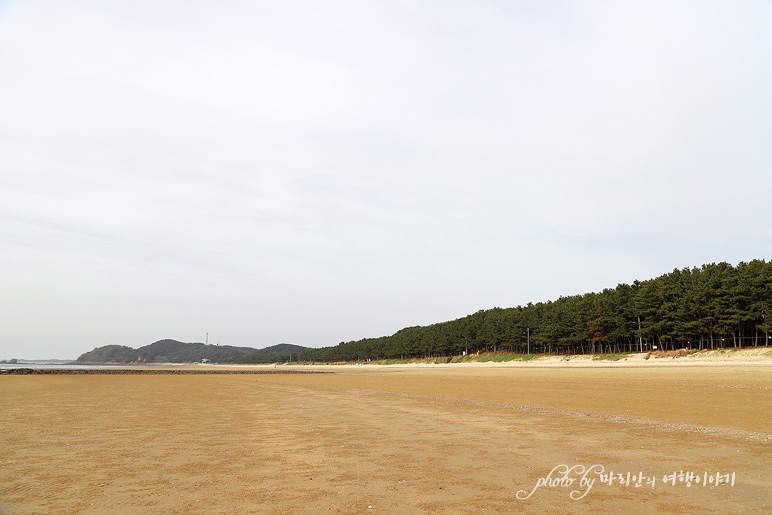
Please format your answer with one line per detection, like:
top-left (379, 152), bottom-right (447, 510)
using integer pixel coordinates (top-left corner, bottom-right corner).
top-left (1, 353), bottom-right (771, 514)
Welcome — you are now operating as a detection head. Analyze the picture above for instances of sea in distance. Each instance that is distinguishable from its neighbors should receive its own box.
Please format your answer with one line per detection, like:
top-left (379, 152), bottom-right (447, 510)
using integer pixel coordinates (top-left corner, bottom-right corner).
top-left (0, 361), bottom-right (115, 370)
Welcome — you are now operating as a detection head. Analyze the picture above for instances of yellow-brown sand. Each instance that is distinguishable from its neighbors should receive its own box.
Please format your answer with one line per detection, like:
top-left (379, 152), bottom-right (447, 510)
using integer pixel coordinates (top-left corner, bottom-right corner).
top-left (1, 363), bottom-right (770, 514)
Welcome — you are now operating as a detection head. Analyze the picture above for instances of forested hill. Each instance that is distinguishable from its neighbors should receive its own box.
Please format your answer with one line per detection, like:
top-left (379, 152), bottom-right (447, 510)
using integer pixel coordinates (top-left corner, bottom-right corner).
top-left (76, 340), bottom-right (308, 363)
top-left (78, 261), bottom-right (771, 364)
top-left (279, 260), bottom-right (770, 362)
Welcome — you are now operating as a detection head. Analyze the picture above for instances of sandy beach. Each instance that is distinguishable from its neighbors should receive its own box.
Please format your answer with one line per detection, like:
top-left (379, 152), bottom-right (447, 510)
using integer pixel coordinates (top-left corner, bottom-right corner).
top-left (1, 351), bottom-right (771, 514)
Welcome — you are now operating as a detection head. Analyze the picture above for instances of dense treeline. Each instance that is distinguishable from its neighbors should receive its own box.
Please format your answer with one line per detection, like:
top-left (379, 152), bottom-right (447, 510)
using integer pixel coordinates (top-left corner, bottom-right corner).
top-left (77, 261), bottom-right (772, 364)
top-left (287, 261), bottom-right (771, 362)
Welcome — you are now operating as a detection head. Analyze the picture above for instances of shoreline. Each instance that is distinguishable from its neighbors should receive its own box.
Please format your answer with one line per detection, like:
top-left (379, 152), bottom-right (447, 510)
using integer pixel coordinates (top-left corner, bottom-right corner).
top-left (6, 348), bottom-right (768, 373)
top-left (0, 368), bottom-right (330, 375)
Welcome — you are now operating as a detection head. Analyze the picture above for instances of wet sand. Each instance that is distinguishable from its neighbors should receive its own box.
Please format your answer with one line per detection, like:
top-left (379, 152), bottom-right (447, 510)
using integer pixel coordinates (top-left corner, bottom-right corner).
top-left (1, 362), bottom-right (771, 514)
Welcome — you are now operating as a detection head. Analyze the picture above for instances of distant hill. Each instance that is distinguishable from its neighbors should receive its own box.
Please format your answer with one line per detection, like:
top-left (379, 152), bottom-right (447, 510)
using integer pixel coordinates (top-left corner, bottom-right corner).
top-left (249, 343), bottom-right (308, 355)
top-left (76, 340), bottom-right (308, 364)
top-left (76, 345), bottom-right (138, 363)
top-left (232, 343), bottom-right (309, 364)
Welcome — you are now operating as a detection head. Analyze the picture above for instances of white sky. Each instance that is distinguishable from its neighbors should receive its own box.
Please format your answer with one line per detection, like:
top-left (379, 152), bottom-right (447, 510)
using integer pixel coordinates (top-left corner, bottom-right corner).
top-left (2, 0), bottom-right (771, 359)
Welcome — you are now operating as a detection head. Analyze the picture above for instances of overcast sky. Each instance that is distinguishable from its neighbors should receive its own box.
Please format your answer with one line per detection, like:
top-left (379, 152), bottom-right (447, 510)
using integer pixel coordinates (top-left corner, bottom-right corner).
top-left (2, 1), bottom-right (771, 359)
